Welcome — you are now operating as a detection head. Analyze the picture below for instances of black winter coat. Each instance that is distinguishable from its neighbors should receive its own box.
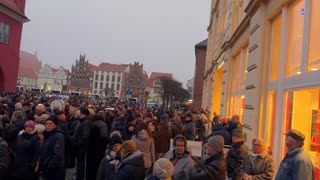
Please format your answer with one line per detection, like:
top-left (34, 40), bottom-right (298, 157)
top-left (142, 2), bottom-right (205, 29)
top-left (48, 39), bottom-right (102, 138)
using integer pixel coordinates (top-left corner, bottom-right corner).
top-left (226, 141), bottom-right (248, 179)
top-left (110, 151), bottom-right (145, 180)
top-left (0, 137), bottom-right (9, 178)
top-left (11, 130), bottom-right (40, 179)
top-left (86, 119), bottom-right (109, 180)
top-left (73, 117), bottom-right (91, 153)
top-left (183, 120), bottom-right (196, 141)
top-left (189, 151), bottom-right (227, 180)
top-left (40, 129), bottom-right (65, 180)
top-left (5, 119), bottom-right (26, 149)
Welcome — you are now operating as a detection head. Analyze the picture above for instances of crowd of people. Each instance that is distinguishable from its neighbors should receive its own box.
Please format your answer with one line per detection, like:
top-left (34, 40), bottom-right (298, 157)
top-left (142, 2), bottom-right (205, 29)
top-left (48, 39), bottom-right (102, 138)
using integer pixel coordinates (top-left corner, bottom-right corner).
top-left (0, 92), bottom-right (316, 180)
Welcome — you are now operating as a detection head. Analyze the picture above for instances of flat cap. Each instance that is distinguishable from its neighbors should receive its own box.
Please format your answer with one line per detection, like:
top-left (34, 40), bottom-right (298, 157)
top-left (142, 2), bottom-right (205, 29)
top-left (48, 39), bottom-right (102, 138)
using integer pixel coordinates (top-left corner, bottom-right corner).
top-left (285, 129), bottom-right (305, 142)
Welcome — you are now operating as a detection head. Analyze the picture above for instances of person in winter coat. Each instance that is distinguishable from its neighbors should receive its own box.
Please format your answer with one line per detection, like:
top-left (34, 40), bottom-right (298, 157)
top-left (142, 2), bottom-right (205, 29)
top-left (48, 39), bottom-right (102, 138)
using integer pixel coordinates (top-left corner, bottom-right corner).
top-left (0, 124), bottom-right (10, 179)
top-left (74, 108), bottom-right (91, 180)
top-left (109, 140), bottom-right (145, 180)
top-left (275, 129), bottom-right (314, 180)
top-left (96, 131), bottom-right (123, 180)
top-left (189, 135), bottom-right (227, 180)
top-left (226, 128), bottom-right (248, 180)
top-left (66, 107), bottom-right (80, 168)
top-left (10, 120), bottom-right (40, 180)
top-left (131, 123), bottom-right (155, 173)
top-left (170, 112), bottom-right (183, 138)
top-left (241, 138), bottom-right (274, 180)
top-left (122, 122), bottom-right (135, 141)
top-left (5, 110), bottom-right (26, 149)
top-left (183, 113), bottom-right (196, 141)
top-left (86, 111), bottom-right (108, 180)
top-left (39, 116), bottom-right (65, 180)
top-left (146, 158), bottom-right (174, 180)
top-left (164, 135), bottom-right (195, 180)
top-left (212, 123), bottom-right (231, 145)
top-left (155, 114), bottom-right (172, 159)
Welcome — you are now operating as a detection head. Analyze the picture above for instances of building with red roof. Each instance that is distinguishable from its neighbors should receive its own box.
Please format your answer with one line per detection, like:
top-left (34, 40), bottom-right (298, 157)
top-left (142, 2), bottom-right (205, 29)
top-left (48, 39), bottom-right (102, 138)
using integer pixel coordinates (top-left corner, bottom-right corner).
top-left (0, 0), bottom-right (29, 92)
top-left (147, 72), bottom-right (173, 103)
top-left (17, 50), bottom-right (41, 88)
top-left (92, 63), bottom-right (129, 97)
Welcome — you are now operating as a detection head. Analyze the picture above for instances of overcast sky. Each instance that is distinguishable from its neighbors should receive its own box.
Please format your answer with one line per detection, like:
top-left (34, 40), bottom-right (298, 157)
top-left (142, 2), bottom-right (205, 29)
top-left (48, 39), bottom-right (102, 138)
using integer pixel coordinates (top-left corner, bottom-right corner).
top-left (21, 0), bottom-right (210, 86)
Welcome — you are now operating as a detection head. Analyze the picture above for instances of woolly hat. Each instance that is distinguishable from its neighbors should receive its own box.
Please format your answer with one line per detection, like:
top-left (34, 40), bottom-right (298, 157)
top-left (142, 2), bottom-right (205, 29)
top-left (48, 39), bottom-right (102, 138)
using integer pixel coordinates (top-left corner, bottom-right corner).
top-left (80, 108), bottom-right (90, 116)
top-left (232, 128), bottom-right (244, 138)
top-left (110, 134), bottom-right (123, 146)
top-left (153, 158), bottom-right (174, 180)
top-left (160, 114), bottom-right (169, 120)
top-left (45, 115), bottom-right (59, 126)
top-left (24, 120), bottom-right (36, 129)
top-left (146, 112), bottom-right (153, 118)
top-left (207, 135), bottom-right (224, 153)
top-left (121, 140), bottom-right (137, 158)
top-left (173, 134), bottom-right (187, 147)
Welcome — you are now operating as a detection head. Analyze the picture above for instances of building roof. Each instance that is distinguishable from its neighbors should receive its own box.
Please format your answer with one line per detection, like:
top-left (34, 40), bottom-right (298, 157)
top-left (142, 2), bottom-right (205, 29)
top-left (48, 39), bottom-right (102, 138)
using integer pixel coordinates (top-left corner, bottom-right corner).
top-left (0, 0), bottom-right (28, 20)
top-left (19, 51), bottom-right (42, 73)
top-left (88, 63), bottom-right (97, 72)
top-left (96, 63), bottom-right (129, 72)
top-left (50, 67), bottom-right (58, 73)
top-left (195, 39), bottom-right (208, 48)
top-left (19, 50), bottom-right (41, 79)
top-left (150, 72), bottom-right (173, 80)
top-left (18, 66), bottom-right (37, 79)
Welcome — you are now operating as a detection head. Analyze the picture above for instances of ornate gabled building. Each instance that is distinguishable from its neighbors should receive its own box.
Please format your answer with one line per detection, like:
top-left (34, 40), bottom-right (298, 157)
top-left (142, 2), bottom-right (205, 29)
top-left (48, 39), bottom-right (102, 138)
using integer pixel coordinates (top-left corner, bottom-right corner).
top-left (68, 54), bottom-right (95, 94)
top-left (121, 62), bottom-right (148, 100)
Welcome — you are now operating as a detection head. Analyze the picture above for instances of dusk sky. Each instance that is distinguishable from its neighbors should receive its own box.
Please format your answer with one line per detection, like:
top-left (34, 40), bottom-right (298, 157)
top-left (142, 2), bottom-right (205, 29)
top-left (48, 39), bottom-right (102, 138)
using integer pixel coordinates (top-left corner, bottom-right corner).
top-left (21, 0), bottom-right (210, 86)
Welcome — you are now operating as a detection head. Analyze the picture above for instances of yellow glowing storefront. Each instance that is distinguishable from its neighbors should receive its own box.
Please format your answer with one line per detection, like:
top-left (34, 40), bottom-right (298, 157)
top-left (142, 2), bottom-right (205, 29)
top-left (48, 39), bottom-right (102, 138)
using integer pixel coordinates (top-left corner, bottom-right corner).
top-left (265, 0), bottom-right (320, 177)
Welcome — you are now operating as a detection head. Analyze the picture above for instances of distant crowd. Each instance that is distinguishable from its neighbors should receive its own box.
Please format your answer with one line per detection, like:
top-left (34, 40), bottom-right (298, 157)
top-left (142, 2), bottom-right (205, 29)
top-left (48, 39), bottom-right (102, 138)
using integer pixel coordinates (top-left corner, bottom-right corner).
top-left (0, 92), bottom-right (315, 180)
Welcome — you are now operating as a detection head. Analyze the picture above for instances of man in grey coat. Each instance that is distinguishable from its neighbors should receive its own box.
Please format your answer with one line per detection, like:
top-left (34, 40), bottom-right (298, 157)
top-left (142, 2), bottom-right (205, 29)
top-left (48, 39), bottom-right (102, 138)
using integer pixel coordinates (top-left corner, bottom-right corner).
top-left (275, 129), bottom-right (314, 180)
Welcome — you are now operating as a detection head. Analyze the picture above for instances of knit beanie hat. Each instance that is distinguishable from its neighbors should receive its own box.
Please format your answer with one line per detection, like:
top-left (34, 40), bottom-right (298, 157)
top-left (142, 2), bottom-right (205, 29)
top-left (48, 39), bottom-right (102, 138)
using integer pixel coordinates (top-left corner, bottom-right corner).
top-left (153, 158), bottom-right (174, 180)
top-left (207, 135), bottom-right (224, 153)
top-left (45, 115), bottom-right (59, 126)
top-left (24, 120), bottom-right (36, 129)
top-left (110, 134), bottom-right (123, 146)
top-left (121, 140), bottom-right (137, 158)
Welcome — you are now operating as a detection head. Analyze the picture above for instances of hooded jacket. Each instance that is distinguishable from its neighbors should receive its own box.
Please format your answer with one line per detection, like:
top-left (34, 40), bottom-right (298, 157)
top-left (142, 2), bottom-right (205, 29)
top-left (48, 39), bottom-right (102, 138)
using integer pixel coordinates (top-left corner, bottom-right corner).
top-left (131, 130), bottom-right (155, 168)
top-left (164, 149), bottom-right (195, 180)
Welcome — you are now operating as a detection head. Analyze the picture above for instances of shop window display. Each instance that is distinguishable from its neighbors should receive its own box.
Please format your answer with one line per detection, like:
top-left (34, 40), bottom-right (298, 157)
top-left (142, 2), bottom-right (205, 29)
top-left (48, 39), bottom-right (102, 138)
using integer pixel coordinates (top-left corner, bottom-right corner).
top-left (285, 88), bottom-right (320, 178)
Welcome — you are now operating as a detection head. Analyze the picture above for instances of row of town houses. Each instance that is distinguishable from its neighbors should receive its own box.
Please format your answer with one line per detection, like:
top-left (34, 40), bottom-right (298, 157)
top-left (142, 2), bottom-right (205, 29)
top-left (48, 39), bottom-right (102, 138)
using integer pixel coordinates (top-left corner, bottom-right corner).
top-left (192, 0), bottom-right (320, 175)
top-left (17, 51), bottom-right (173, 101)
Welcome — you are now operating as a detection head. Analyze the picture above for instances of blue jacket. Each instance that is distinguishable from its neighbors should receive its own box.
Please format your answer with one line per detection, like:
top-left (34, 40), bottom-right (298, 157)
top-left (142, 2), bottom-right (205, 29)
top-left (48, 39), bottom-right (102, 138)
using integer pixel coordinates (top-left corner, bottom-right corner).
top-left (212, 123), bottom-right (231, 145)
top-left (275, 148), bottom-right (314, 180)
top-left (11, 130), bottom-right (40, 178)
top-left (40, 128), bottom-right (65, 180)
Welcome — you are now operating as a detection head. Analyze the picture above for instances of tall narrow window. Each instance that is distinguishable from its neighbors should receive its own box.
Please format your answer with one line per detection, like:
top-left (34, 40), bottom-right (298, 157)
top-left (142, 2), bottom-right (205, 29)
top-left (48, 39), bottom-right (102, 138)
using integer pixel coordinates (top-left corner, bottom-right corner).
top-left (286, 0), bottom-right (305, 77)
top-left (0, 22), bottom-right (10, 44)
top-left (269, 15), bottom-right (282, 81)
top-left (307, 0), bottom-right (320, 72)
top-left (241, 46), bottom-right (249, 88)
top-left (231, 53), bottom-right (240, 91)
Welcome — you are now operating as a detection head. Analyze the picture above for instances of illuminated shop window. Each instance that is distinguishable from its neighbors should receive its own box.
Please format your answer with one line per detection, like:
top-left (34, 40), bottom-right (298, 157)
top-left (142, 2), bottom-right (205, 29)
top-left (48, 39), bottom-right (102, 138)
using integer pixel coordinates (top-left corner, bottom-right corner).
top-left (286, 0), bottom-right (305, 77)
top-left (307, 0), bottom-right (320, 72)
top-left (269, 15), bottom-right (281, 81)
top-left (284, 88), bottom-right (320, 174)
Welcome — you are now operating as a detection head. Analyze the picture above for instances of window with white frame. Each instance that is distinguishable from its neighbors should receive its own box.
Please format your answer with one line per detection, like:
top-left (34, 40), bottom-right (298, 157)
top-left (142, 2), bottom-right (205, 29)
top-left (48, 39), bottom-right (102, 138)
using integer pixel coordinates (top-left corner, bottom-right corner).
top-left (307, 0), bottom-right (320, 72)
top-left (269, 15), bottom-right (282, 81)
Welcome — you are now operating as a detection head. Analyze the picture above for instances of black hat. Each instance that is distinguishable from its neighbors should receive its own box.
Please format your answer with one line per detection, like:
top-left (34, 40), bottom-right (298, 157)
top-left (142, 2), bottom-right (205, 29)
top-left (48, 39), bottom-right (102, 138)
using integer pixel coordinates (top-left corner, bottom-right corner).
top-left (160, 113), bottom-right (169, 120)
top-left (45, 115), bottom-right (59, 126)
top-left (80, 108), bottom-right (90, 116)
top-left (285, 129), bottom-right (305, 142)
top-left (55, 110), bottom-right (65, 116)
top-left (110, 135), bottom-right (123, 146)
